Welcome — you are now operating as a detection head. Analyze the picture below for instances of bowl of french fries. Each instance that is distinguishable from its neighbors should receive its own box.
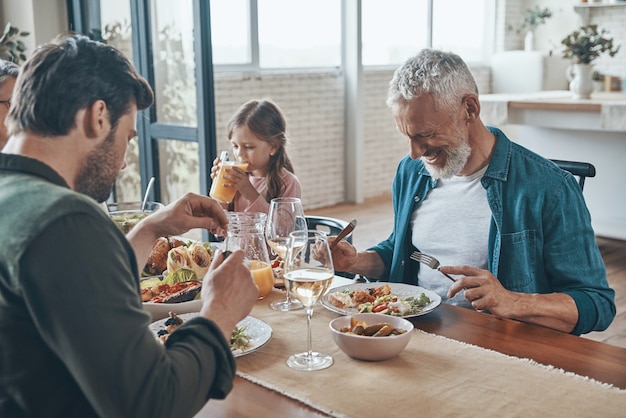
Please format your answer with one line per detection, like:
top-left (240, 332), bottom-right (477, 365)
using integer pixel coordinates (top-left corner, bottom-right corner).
top-left (329, 313), bottom-right (413, 361)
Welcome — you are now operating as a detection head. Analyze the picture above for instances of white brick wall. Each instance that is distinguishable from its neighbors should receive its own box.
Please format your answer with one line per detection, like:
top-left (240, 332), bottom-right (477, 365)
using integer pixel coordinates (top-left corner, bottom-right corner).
top-left (214, 71), bottom-right (345, 209)
top-left (587, 5), bottom-right (626, 79)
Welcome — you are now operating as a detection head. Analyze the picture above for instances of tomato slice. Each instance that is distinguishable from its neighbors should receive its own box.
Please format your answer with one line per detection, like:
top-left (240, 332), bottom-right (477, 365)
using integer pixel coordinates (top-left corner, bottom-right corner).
top-left (372, 303), bottom-right (388, 313)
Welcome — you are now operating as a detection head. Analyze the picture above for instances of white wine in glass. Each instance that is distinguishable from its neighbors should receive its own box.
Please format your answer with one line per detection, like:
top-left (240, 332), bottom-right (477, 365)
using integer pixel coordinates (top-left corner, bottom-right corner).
top-left (284, 230), bottom-right (334, 371)
top-left (266, 197), bottom-right (307, 311)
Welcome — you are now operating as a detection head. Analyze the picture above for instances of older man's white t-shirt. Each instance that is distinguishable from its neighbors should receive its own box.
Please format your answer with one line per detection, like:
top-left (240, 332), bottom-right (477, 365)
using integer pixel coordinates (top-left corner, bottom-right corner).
top-left (410, 165), bottom-right (491, 307)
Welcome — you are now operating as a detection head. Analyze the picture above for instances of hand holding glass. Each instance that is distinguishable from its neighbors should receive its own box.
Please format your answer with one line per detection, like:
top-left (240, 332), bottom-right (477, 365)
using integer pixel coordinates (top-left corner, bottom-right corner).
top-left (284, 230), bottom-right (334, 371)
top-left (224, 212), bottom-right (274, 299)
top-left (209, 152), bottom-right (249, 204)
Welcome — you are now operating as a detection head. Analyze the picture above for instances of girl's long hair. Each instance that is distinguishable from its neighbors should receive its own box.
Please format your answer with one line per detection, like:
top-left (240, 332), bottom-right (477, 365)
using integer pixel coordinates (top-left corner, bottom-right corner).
top-left (227, 99), bottom-right (294, 203)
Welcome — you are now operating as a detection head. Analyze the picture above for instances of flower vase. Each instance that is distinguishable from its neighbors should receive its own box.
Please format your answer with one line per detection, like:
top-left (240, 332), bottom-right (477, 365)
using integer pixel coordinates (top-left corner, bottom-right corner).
top-left (524, 31), bottom-right (534, 51)
top-left (566, 63), bottom-right (594, 100)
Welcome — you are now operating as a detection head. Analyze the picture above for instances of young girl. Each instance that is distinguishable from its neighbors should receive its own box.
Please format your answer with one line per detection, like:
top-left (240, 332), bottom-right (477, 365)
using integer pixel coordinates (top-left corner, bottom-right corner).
top-left (210, 99), bottom-right (301, 213)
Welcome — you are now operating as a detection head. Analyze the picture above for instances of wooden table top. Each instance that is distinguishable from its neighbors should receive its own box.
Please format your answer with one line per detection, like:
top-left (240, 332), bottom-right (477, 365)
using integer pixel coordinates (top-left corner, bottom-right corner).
top-left (196, 303), bottom-right (626, 417)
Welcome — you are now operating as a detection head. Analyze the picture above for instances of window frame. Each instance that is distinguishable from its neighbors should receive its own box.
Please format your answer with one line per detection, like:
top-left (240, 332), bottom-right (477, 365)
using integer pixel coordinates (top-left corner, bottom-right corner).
top-left (68, 0), bottom-right (217, 225)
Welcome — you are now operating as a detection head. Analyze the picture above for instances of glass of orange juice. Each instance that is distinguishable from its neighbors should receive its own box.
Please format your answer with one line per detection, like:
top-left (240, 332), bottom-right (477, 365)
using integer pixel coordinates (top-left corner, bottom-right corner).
top-left (224, 212), bottom-right (273, 299)
top-left (209, 152), bottom-right (249, 204)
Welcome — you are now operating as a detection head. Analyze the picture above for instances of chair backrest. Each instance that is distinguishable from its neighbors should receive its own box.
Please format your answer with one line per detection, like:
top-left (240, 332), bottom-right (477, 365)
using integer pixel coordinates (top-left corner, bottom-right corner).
top-left (305, 215), bottom-right (353, 244)
top-left (306, 215), bottom-right (354, 278)
top-left (550, 159), bottom-right (596, 191)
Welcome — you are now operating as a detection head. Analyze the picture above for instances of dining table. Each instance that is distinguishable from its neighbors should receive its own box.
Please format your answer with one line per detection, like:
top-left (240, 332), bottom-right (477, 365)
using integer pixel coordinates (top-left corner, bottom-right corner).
top-left (193, 277), bottom-right (626, 417)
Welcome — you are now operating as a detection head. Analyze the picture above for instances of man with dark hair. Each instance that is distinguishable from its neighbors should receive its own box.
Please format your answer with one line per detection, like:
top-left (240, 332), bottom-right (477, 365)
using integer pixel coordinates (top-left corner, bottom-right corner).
top-left (0, 59), bottom-right (19, 148)
top-left (0, 33), bottom-right (258, 417)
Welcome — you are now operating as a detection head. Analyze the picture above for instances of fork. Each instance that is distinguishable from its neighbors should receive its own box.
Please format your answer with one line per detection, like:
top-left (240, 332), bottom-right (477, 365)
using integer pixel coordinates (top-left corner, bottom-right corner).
top-left (410, 251), bottom-right (457, 282)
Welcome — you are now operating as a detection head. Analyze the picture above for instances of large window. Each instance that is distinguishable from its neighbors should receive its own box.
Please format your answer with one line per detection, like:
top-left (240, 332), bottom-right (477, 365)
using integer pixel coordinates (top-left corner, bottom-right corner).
top-left (361, 0), bottom-right (429, 66)
top-left (211, 0), bottom-right (495, 70)
top-left (362, 0), bottom-right (495, 66)
top-left (211, 0), bottom-right (342, 70)
top-left (431, 0), bottom-right (494, 62)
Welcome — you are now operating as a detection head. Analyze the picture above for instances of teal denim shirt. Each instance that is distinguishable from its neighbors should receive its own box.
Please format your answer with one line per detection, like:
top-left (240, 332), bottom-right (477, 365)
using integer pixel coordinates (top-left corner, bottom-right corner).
top-left (370, 127), bottom-right (615, 335)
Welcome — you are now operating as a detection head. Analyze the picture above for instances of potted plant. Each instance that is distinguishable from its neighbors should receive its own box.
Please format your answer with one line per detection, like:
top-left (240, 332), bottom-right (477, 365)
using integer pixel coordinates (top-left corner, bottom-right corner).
top-left (561, 24), bottom-right (620, 64)
top-left (561, 24), bottom-right (620, 99)
top-left (0, 22), bottom-right (29, 64)
top-left (508, 6), bottom-right (552, 51)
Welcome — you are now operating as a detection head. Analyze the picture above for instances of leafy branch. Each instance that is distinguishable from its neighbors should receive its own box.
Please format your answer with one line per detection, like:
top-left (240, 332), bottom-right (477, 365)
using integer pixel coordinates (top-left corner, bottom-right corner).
top-left (0, 22), bottom-right (29, 64)
top-left (561, 24), bottom-right (621, 65)
top-left (508, 6), bottom-right (552, 34)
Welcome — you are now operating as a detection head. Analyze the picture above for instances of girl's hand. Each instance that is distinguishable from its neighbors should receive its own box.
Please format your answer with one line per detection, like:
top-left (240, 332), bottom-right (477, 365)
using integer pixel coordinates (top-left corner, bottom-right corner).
top-left (210, 156), bottom-right (222, 180)
top-left (223, 166), bottom-right (259, 202)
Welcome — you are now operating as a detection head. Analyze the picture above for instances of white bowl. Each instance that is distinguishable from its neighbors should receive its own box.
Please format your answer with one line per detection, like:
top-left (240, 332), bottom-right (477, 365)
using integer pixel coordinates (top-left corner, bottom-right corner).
top-left (329, 313), bottom-right (413, 361)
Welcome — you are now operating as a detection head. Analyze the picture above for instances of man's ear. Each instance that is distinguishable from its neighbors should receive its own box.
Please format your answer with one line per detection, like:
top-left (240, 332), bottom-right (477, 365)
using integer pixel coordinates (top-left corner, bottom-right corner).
top-left (462, 94), bottom-right (480, 122)
top-left (83, 100), bottom-right (110, 139)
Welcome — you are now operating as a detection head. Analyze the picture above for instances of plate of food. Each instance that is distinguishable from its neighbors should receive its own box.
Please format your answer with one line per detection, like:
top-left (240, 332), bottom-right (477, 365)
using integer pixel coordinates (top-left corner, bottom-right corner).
top-left (321, 282), bottom-right (441, 318)
top-left (150, 312), bottom-right (272, 357)
top-left (141, 237), bottom-right (216, 320)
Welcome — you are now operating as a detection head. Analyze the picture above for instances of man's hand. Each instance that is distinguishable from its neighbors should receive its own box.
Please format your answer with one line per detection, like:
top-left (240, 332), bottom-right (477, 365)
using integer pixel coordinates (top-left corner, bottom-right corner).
top-left (444, 265), bottom-right (519, 318)
top-left (140, 192), bottom-right (228, 239)
top-left (126, 193), bottom-right (228, 273)
top-left (327, 240), bottom-right (386, 279)
top-left (443, 265), bottom-right (578, 333)
top-left (200, 250), bottom-right (257, 338)
top-left (328, 238), bottom-right (358, 272)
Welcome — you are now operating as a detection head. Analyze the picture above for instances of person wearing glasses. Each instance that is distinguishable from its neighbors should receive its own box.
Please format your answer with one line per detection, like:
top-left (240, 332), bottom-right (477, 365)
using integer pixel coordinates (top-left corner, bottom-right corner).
top-left (330, 49), bottom-right (614, 336)
top-left (0, 34), bottom-right (258, 417)
top-left (0, 59), bottom-right (19, 149)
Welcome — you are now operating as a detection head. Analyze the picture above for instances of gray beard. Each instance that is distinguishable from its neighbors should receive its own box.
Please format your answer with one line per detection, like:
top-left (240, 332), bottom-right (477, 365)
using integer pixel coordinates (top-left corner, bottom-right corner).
top-left (423, 138), bottom-right (472, 180)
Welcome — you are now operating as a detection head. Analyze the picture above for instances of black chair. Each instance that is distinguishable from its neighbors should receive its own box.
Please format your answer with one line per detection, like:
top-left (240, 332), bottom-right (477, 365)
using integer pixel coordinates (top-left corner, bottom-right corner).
top-left (550, 159), bottom-right (596, 191)
top-left (306, 215), bottom-right (354, 278)
top-left (305, 215), bottom-right (353, 244)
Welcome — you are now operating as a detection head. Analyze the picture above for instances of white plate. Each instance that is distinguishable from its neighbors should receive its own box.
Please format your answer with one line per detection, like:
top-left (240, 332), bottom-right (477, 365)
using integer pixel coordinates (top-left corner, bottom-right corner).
top-left (321, 282), bottom-right (441, 318)
top-left (141, 241), bottom-right (223, 321)
top-left (143, 299), bottom-right (203, 321)
top-left (149, 313), bottom-right (272, 357)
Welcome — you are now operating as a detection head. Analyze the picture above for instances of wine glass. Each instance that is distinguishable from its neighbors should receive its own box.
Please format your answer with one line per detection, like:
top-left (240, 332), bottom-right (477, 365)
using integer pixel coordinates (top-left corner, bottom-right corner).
top-left (266, 197), bottom-right (307, 311)
top-left (284, 230), bottom-right (334, 371)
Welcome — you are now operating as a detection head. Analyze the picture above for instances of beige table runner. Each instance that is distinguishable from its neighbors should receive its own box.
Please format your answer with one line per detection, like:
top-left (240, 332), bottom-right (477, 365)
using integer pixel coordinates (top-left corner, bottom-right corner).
top-left (235, 290), bottom-right (626, 418)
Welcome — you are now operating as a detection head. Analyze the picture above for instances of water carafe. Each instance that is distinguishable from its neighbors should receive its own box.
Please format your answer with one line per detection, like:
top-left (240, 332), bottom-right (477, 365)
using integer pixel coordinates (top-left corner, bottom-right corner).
top-left (224, 212), bottom-right (273, 299)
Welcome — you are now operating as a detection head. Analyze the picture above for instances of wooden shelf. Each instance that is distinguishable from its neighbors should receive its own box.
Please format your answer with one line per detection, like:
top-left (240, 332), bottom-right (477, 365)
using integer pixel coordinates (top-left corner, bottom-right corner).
top-left (574, 2), bottom-right (626, 24)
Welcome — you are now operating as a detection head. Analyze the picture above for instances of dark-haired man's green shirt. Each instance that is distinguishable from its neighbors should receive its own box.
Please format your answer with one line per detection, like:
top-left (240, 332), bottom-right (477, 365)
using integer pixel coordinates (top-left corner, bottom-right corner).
top-left (0, 153), bottom-right (235, 418)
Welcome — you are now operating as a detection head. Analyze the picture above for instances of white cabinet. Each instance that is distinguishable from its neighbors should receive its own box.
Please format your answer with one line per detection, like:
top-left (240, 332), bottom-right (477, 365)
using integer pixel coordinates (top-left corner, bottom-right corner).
top-left (490, 51), bottom-right (570, 94)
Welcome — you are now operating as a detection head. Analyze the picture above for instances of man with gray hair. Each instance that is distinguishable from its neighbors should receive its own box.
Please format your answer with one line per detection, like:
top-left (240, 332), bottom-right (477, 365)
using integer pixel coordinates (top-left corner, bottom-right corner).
top-left (331, 49), bottom-right (614, 336)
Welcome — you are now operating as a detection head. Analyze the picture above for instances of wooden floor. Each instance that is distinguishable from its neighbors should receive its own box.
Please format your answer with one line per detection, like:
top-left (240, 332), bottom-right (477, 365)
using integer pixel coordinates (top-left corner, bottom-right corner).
top-left (307, 195), bottom-right (626, 348)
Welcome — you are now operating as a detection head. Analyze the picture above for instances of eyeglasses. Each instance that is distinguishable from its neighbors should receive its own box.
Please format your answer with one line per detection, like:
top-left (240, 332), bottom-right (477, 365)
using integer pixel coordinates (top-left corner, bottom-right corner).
top-left (0, 99), bottom-right (10, 108)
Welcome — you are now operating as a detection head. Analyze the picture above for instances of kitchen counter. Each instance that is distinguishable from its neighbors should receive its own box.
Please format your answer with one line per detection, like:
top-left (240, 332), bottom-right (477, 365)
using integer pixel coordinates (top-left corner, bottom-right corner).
top-left (479, 91), bottom-right (626, 240)
top-left (480, 91), bottom-right (626, 131)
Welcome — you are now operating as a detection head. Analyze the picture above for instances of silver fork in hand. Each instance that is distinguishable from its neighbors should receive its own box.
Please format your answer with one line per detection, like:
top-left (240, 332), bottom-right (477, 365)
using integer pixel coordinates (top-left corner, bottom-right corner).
top-left (410, 251), bottom-right (457, 282)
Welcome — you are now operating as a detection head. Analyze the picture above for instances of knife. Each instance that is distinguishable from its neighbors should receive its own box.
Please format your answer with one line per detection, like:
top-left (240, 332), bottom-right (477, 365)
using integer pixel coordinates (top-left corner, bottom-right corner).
top-left (331, 219), bottom-right (357, 250)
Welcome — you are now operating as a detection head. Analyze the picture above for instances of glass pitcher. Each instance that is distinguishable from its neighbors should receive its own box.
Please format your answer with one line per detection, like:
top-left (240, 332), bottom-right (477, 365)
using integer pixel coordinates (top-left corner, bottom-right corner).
top-left (224, 212), bottom-right (274, 299)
